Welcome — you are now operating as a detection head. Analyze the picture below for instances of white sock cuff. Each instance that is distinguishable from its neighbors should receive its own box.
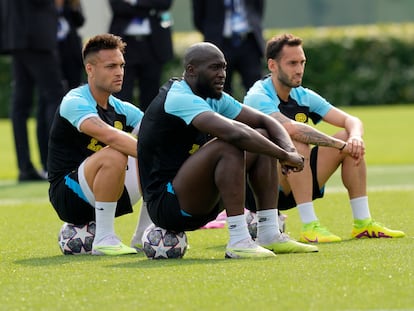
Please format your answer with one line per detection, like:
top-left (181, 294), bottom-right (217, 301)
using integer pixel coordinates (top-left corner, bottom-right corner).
top-left (227, 214), bottom-right (246, 225)
top-left (257, 209), bottom-right (277, 219)
top-left (350, 196), bottom-right (368, 205)
top-left (297, 202), bottom-right (318, 224)
top-left (350, 196), bottom-right (371, 220)
top-left (94, 201), bottom-right (117, 244)
top-left (227, 214), bottom-right (250, 245)
top-left (95, 201), bottom-right (117, 211)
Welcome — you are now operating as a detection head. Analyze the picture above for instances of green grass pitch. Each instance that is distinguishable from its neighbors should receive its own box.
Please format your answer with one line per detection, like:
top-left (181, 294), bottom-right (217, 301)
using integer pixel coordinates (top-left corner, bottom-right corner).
top-left (0, 105), bottom-right (413, 311)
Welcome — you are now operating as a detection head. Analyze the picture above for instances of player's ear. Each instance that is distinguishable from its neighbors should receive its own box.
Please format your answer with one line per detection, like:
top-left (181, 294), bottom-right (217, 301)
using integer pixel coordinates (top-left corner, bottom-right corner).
top-left (268, 58), bottom-right (276, 72)
top-left (85, 63), bottom-right (93, 76)
top-left (185, 64), bottom-right (197, 79)
top-left (186, 64), bottom-right (195, 75)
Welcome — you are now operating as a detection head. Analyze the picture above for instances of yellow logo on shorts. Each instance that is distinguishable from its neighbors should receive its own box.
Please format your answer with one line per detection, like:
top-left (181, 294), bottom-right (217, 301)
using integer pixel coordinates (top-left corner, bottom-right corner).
top-left (189, 144), bottom-right (200, 155)
top-left (295, 113), bottom-right (307, 123)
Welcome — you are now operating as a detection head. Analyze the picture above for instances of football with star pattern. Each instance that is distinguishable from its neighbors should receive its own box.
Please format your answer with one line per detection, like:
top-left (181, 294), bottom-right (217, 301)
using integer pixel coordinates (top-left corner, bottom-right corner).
top-left (58, 221), bottom-right (95, 255)
top-left (142, 224), bottom-right (188, 259)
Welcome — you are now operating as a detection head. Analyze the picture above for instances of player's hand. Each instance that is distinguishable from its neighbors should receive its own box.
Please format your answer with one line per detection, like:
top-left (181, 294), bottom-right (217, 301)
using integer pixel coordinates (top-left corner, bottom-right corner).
top-left (280, 152), bottom-right (304, 175)
top-left (342, 136), bottom-right (365, 165)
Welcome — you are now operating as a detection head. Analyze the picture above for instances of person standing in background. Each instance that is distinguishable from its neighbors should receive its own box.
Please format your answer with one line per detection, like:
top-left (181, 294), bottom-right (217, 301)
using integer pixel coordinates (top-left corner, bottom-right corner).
top-left (0, 0), bottom-right (64, 182)
top-left (56, 0), bottom-right (85, 92)
top-left (191, 0), bottom-right (265, 99)
top-left (108, 0), bottom-right (174, 111)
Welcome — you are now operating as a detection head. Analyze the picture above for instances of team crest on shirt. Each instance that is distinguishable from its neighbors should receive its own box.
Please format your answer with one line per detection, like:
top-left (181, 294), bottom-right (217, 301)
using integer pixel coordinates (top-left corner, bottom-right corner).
top-left (295, 113), bottom-right (307, 123)
top-left (114, 121), bottom-right (123, 130)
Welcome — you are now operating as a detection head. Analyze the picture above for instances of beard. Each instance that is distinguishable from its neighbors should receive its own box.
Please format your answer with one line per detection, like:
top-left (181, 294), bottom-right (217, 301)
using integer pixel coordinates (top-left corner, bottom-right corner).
top-left (278, 72), bottom-right (301, 88)
top-left (195, 77), bottom-right (222, 100)
top-left (277, 64), bottom-right (302, 88)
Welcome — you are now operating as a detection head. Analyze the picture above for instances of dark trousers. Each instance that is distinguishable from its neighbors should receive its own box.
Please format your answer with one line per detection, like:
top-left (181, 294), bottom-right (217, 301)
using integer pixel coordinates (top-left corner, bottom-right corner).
top-left (11, 49), bottom-right (64, 174)
top-left (58, 35), bottom-right (84, 92)
top-left (221, 33), bottom-right (263, 96)
top-left (114, 36), bottom-right (163, 111)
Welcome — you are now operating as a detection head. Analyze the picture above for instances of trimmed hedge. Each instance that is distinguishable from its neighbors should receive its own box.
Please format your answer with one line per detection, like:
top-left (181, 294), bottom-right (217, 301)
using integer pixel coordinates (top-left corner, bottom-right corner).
top-left (1, 23), bottom-right (414, 118)
top-left (283, 23), bottom-right (414, 106)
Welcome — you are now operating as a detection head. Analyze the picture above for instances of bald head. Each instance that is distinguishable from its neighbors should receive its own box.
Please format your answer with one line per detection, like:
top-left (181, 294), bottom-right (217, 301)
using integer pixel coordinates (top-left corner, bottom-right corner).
top-left (183, 42), bottom-right (225, 69)
top-left (182, 42), bottom-right (226, 100)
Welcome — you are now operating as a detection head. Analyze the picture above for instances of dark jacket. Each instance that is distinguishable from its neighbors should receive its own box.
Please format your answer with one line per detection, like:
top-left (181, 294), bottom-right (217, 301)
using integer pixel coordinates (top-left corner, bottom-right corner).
top-left (58, 1), bottom-right (85, 68)
top-left (192, 0), bottom-right (265, 56)
top-left (108, 0), bottom-right (174, 63)
top-left (0, 0), bottom-right (58, 54)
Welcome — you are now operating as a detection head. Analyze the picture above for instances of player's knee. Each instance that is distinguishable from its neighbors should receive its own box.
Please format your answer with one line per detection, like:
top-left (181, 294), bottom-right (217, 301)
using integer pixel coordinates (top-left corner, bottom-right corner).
top-left (101, 148), bottom-right (128, 171)
top-left (218, 141), bottom-right (244, 160)
top-left (334, 130), bottom-right (349, 141)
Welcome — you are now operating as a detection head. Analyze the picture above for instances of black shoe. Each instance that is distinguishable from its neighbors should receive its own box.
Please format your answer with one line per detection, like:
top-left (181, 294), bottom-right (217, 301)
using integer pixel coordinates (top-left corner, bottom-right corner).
top-left (18, 170), bottom-right (46, 182)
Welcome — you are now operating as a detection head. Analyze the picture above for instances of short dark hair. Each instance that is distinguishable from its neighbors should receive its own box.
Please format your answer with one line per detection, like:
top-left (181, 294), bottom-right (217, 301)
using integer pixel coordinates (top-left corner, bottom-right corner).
top-left (266, 34), bottom-right (303, 60)
top-left (82, 33), bottom-right (126, 64)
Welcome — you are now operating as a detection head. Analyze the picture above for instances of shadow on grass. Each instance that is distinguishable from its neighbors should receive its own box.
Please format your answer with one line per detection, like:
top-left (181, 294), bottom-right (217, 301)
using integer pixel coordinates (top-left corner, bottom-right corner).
top-left (14, 253), bottom-right (118, 266)
top-left (13, 243), bottom-right (281, 268)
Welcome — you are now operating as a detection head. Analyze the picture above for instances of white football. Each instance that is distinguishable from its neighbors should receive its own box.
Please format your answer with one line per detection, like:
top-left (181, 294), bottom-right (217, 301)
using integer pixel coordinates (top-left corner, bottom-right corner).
top-left (141, 224), bottom-right (188, 259)
top-left (58, 221), bottom-right (95, 255)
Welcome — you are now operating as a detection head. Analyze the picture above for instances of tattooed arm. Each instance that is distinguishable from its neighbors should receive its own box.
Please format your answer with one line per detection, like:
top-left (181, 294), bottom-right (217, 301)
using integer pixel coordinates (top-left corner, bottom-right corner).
top-left (270, 111), bottom-right (347, 150)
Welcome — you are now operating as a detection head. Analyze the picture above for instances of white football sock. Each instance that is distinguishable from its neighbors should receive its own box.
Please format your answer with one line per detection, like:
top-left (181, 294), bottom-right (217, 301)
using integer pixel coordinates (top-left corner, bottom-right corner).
top-left (227, 214), bottom-right (251, 246)
top-left (297, 202), bottom-right (318, 224)
top-left (257, 209), bottom-right (279, 244)
top-left (350, 196), bottom-right (371, 220)
top-left (131, 201), bottom-right (154, 245)
top-left (94, 201), bottom-right (117, 245)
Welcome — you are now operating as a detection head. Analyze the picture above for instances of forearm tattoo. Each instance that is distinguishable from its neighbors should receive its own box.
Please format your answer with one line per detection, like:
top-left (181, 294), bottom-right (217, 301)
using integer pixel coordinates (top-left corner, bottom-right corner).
top-left (293, 123), bottom-right (341, 148)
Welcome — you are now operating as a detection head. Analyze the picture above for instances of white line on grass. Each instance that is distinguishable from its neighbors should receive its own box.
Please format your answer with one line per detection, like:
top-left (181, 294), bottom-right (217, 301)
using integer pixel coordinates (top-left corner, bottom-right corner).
top-left (326, 184), bottom-right (414, 193)
top-left (1, 165), bottom-right (413, 205)
top-left (0, 198), bottom-right (49, 206)
top-left (1, 185), bottom-right (413, 206)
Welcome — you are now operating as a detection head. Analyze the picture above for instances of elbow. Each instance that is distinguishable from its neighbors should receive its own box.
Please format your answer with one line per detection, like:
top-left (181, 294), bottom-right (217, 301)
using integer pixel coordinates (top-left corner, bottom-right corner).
top-left (346, 116), bottom-right (364, 134)
top-left (222, 126), bottom-right (251, 146)
top-left (101, 129), bottom-right (122, 147)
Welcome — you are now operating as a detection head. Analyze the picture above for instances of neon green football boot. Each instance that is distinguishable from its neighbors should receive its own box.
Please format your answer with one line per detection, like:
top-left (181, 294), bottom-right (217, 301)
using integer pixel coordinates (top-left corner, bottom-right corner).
top-left (259, 232), bottom-right (319, 253)
top-left (352, 218), bottom-right (405, 239)
top-left (92, 235), bottom-right (138, 256)
top-left (299, 220), bottom-right (342, 243)
top-left (225, 238), bottom-right (276, 259)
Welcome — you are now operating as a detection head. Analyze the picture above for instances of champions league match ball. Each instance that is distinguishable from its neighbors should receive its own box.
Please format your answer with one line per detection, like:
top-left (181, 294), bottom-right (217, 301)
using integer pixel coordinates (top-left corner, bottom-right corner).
top-left (141, 224), bottom-right (188, 259)
top-left (58, 221), bottom-right (96, 255)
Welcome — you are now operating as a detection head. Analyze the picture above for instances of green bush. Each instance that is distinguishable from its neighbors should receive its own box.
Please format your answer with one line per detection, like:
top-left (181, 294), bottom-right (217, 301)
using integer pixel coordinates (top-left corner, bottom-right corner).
top-left (173, 23), bottom-right (414, 107)
top-left (287, 23), bottom-right (414, 106)
top-left (2, 23), bottom-right (414, 118)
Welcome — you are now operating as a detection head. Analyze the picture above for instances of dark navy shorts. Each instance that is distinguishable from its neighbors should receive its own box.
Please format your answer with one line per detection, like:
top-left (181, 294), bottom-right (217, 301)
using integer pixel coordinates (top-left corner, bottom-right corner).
top-left (246, 146), bottom-right (325, 212)
top-left (146, 182), bottom-right (222, 232)
top-left (49, 169), bottom-right (133, 225)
